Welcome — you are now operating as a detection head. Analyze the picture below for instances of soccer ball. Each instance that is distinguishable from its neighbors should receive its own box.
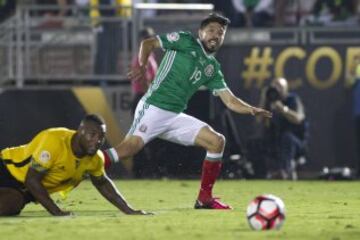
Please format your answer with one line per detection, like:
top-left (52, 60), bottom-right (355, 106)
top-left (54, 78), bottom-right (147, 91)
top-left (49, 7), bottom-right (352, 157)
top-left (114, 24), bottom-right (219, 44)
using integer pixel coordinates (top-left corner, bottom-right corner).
top-left (246, 194), bottom-right (285, 230)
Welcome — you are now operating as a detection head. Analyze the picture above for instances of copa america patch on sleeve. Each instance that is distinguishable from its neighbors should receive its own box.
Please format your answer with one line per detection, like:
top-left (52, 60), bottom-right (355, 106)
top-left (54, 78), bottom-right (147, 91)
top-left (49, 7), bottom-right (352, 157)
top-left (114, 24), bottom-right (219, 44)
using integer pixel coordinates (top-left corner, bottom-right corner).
top-left (39, 150), bottom-right (51, 164)
top-left (166, 32), bottom-right (180, 42)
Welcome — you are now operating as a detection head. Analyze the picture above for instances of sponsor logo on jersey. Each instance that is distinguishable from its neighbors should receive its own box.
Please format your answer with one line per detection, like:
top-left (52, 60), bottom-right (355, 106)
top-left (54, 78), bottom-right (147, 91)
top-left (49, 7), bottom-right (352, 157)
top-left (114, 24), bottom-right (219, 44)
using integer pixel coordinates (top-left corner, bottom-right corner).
top-left (166, 32), bottom-right (180, 42)
top-left (139, 124), bottom-right (148, 133)
top-left (204, 64), bottom-right (214, 77)
top-left (39, 150), bottom-right (51, 163)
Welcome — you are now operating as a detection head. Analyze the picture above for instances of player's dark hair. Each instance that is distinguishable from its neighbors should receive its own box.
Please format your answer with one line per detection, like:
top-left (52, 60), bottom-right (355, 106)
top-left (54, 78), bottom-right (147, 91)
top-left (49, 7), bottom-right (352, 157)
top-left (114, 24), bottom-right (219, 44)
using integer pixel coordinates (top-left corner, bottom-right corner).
top-left (200, 13), bottom-right (230, 29)
top-left (82, 114), bottom-right (105, 127)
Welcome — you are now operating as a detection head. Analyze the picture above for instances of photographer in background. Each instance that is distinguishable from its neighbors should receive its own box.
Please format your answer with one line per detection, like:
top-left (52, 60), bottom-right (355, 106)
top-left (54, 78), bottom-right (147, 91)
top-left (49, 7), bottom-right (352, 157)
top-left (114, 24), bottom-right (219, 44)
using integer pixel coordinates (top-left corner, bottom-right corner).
top-left (257, 78), bottom-right (308, 180)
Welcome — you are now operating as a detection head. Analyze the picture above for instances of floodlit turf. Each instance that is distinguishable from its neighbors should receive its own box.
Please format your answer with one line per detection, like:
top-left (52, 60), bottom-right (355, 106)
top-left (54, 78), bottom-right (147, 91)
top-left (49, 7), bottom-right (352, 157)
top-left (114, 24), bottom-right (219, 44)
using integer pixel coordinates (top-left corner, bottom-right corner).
top-left (1, 180), bottom-right (360, 240)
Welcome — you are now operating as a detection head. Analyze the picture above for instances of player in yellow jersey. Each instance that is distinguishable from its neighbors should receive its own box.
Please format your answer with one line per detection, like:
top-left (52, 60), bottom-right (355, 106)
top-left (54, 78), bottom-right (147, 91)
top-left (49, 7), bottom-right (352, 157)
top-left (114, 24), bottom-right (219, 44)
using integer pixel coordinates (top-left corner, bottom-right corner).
top-left (0, 114), bottom-right (150, 216)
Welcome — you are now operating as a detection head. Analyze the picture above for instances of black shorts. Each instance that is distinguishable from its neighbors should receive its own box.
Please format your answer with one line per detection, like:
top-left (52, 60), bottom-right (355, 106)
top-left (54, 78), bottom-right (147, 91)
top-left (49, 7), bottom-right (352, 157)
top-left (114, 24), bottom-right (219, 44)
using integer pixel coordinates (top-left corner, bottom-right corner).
top-left (0, 158), bottom-right (35, 203)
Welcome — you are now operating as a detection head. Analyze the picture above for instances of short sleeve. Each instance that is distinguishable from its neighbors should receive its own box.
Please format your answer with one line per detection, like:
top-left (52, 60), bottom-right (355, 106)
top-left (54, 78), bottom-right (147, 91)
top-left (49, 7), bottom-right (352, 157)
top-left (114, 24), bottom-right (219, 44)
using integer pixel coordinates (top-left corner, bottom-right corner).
top-left (205, 69), bottom-right (228, 96)
top-left (157, 31), bottom-right (194, 51)
top-left (88, 151), bottom-right (105, 177)
top-left (30, 133), bottom-right (59, 172)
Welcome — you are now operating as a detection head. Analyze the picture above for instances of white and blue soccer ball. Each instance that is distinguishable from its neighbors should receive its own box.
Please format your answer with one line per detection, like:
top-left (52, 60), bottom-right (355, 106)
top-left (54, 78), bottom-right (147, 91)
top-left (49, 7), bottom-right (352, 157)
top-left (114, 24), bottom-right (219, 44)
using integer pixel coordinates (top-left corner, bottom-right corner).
top-left (246, 194), bottom-right (285, 231)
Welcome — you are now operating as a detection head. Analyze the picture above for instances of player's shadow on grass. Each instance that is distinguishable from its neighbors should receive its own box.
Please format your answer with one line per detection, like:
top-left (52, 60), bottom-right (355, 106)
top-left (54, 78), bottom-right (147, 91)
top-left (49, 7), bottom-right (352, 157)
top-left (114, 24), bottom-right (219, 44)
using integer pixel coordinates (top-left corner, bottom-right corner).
top-left (155, 207), bottom-right (191, 212)
top-left (9, 206), bottom-right (230, 218)
top-left (2, 210), bottom-right (126, 218)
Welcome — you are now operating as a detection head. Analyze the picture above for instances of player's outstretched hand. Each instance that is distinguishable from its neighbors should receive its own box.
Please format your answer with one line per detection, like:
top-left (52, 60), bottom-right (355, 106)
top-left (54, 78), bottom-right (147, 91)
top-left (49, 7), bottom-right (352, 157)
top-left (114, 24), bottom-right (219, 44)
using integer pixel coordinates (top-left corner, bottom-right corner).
top-left (127, 65), bottom-right (146, 82)
top-left (251, 107), bottom-right (272, 118)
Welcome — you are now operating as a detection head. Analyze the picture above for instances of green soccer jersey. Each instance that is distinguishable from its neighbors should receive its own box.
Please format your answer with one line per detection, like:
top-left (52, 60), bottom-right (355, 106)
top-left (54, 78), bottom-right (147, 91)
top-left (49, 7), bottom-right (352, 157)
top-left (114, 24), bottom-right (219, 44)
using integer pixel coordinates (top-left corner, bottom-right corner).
top-left (144, 31), bottom-right (228, 113)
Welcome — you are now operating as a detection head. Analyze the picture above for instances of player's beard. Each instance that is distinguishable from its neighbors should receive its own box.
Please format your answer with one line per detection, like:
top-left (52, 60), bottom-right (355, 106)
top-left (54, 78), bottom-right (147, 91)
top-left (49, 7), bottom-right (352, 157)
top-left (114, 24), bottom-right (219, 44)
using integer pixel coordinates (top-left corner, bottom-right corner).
top-left (201, 39), bottom-right (219, 54)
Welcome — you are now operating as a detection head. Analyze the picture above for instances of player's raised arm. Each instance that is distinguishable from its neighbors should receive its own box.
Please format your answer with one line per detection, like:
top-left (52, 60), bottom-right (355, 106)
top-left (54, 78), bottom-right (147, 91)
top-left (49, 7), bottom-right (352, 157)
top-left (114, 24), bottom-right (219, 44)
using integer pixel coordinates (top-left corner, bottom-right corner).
top-left (217, 88), bottom-right (272, 118)
top-left (127, 37), bottom-right (161, 81)
top-left (90, 174), bottom-right (151, 215)
top-left (25, 165), bottom-right (72, 216)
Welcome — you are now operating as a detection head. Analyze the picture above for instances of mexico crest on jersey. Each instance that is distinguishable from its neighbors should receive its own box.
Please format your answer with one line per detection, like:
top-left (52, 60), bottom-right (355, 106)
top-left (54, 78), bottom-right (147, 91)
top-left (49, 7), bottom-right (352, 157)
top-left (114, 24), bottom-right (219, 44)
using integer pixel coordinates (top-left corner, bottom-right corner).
top-left (139, 124), bottom-right (148, 133)
top-left (166, 32), bottom-right (180, 42)
top-left (204, 64), bottom-right (214, 77)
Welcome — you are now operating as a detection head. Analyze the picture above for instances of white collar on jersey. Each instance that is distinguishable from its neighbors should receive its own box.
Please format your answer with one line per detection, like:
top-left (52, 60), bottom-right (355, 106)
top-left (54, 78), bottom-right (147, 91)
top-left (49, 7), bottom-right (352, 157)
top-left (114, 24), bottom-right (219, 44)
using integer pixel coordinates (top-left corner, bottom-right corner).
top-left (196, 39), bottom-right (215, 59)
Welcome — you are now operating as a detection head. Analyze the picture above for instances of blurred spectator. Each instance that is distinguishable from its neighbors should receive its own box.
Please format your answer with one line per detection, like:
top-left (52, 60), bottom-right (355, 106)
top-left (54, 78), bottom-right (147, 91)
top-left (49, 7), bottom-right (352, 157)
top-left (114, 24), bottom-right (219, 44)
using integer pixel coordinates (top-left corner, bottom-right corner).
top-left (257, 78), bottom-right (308, 180)
top-left (91, 0), bottom-right (131, 84)
top-left (304, 0), bottom-right (358, 26)
top-left (36, 0), bottom-right (68, 16)
top-left (130, 27), bottom-right (159, 178)
top-left (224, 0), bottom-right (275, 27)
top-left (133, 0), bottom-right (157, 18)
top-left (35, 0), bottom-right (69, 28)
top-left (75, 0), bottom-right (89, 14)
top-left (274, 0), bottom-right (316, 27)
top-left (130, 27), bottom-right (158, 114)
top-left (0, 0), bottom-right (16, 23)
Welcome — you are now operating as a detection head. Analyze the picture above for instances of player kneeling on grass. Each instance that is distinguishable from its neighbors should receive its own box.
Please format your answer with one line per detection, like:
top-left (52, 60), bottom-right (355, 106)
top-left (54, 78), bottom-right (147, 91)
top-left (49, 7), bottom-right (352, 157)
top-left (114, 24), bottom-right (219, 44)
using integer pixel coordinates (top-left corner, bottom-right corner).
top-left (102, 13), bottom-right (272, 210)
top-left (0, 114), bottom-right (150, 216)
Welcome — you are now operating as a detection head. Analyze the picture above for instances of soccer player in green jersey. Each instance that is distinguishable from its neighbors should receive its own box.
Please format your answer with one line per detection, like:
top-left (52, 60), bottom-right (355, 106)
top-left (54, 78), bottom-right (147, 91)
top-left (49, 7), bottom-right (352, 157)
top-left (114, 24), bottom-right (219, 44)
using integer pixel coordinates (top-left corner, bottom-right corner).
top-left (103, 13), bottom-right (272, 209)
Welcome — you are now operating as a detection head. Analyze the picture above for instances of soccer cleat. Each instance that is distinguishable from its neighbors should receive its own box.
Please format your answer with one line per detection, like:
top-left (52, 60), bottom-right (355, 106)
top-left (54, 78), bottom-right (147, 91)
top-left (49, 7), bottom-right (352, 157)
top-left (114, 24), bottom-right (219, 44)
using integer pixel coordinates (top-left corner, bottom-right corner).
top-left (194, 197), bottom-right (232, 210)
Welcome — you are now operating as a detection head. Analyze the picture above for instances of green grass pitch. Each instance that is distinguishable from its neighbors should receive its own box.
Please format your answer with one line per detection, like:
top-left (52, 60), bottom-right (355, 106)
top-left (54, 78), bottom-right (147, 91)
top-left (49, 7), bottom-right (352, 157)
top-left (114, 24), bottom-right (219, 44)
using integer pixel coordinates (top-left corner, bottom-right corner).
top-left (1, 180), bottom-right (360, 240)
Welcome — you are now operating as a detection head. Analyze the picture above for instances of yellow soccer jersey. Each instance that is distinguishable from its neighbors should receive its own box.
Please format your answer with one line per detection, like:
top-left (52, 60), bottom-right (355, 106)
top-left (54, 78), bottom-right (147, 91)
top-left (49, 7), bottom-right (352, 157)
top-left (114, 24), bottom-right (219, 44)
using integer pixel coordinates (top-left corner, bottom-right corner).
top-left (0, 127), bottom-right (105, 194)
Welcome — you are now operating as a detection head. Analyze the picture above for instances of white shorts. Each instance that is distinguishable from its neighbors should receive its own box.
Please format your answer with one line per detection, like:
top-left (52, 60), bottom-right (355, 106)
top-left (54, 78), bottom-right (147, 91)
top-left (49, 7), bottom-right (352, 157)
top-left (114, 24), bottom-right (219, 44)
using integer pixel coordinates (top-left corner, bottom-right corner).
top-left (127, 100), bottom-right (208, 145)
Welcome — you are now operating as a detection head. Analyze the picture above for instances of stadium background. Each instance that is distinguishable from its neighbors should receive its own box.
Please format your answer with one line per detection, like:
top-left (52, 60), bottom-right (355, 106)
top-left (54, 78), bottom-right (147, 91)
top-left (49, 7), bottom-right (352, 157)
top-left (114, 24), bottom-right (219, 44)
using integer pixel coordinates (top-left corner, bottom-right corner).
top-left (0, 1), bottom-right (358, 179)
